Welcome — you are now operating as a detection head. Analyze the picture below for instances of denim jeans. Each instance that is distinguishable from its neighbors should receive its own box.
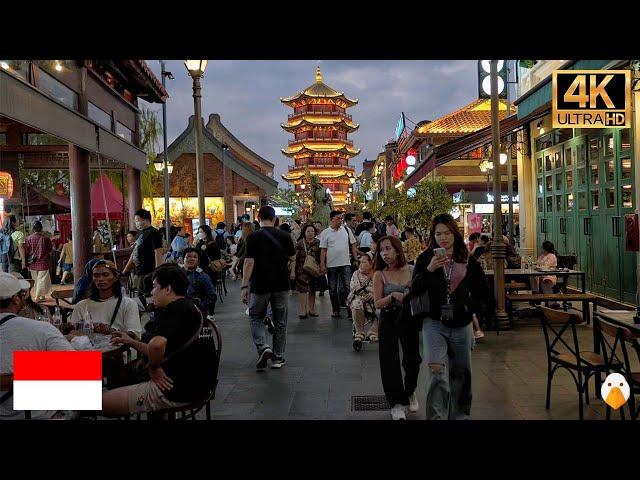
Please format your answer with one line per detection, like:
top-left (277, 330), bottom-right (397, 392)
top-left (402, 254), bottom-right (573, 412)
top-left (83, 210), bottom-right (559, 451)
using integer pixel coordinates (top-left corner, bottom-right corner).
top-left (422, 318), bottom-right (474, 420)
top-left (249, 291), bottom-right (289, 357)
top-left (327, 265), bottom-right (351, 313)
top-left (0, 254), bottom-right (8, 273)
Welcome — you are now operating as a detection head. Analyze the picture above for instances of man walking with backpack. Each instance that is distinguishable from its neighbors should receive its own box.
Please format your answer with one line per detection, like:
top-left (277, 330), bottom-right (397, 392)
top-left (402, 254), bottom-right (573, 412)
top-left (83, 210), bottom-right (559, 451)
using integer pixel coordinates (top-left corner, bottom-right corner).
top-left (241, 206), bottom-right (296, 370)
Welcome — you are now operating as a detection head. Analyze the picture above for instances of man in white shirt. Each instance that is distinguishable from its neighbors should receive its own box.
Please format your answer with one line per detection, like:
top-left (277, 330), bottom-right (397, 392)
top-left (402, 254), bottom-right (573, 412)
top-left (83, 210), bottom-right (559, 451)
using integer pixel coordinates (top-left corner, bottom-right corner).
top-left (319, 211), bottom-right (358, 318)
top-left (70, 260), bottom-right (141, 338)
top-left (0, 272), bottom-right (75, 420)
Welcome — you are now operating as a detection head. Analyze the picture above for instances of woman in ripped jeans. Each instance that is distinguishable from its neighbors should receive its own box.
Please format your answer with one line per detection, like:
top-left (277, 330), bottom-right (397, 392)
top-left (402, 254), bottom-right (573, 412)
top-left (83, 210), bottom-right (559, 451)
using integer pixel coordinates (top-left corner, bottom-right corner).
top-left (412, 214), bottom-right (488, 420)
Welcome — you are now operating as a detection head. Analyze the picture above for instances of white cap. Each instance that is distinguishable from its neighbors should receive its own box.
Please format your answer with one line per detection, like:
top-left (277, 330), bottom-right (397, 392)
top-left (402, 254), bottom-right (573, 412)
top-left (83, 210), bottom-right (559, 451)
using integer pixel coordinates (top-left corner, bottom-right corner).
top-left (0, 272), bottom-right (31, 300)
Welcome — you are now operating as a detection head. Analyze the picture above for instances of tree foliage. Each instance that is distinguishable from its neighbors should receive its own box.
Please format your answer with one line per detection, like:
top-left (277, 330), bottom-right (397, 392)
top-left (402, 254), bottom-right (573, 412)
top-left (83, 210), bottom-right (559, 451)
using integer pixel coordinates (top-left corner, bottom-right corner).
top-left (368, 178), bottom-right (453, 234)
top-left (138, 105), bottom-right (162, 217)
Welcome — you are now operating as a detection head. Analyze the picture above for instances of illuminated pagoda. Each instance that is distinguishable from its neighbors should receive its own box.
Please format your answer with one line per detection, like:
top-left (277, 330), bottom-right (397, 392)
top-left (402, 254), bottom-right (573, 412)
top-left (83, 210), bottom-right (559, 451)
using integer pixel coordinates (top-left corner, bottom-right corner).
top-left (281, 67), bottom-right (360, 205)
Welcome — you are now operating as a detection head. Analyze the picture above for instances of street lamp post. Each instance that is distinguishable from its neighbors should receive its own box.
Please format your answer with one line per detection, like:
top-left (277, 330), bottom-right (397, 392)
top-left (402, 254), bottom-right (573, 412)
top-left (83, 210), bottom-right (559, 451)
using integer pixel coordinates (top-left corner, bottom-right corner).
top-left (160, 60), bottom-right (173, 246)
top-left (490, 60), bottom-right (508, 330)
top-left (184, 60), bottom-right (208, 229)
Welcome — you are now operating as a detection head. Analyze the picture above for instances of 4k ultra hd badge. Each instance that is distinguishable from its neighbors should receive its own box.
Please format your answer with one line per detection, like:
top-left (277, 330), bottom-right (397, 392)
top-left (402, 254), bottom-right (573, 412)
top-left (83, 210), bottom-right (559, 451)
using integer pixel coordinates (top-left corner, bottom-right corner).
top-left (553, 70), bottom-right (630, 128)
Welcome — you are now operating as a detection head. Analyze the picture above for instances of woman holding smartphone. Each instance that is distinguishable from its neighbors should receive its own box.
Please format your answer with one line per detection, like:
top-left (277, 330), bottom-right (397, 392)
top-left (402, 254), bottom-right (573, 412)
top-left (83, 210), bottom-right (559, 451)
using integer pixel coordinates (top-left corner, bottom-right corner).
top-left (411, 213), bottom-right (488, 420)
top-left (373, 235), bottom-right (421, 420)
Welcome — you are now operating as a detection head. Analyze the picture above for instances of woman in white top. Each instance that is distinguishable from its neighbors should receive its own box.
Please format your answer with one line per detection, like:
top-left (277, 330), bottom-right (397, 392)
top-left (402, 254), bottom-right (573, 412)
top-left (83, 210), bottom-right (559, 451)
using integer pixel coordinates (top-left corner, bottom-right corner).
top-left (357, 222), bottom-right (376, 254)
top-left (70, 260), bottom-right (141, 338)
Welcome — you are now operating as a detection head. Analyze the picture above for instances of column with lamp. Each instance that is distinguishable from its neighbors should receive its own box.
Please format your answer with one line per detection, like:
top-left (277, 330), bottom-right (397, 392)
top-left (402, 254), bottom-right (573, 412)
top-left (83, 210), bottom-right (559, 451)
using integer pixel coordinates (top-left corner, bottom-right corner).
top-left (159, 61), bottom-right (174, 246)
top-left (184, 60), bottom-right (208, 229)
top-left (221, 142), bottom-right (229, 224)
top-left (490, 60), bottom-right (508, 330)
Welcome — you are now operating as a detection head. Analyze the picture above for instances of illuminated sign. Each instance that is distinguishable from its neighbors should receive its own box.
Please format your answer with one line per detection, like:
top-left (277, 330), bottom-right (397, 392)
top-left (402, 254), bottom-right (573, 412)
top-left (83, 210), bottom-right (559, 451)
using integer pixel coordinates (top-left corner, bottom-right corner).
top-left (486, 193), bottom-right (519, 203)
top-left (478, 60), bottom-right (506, 99)
top-left (395, 112), bottom-right (406, 141)
top-left (552, 70), bottom-right (630, 128)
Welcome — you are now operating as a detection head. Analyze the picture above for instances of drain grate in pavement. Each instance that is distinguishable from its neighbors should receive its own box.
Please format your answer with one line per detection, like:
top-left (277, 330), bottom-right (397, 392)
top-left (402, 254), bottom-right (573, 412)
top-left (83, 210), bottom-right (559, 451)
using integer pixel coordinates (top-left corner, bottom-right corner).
top-left (351, 395), bottom-right (390, 411)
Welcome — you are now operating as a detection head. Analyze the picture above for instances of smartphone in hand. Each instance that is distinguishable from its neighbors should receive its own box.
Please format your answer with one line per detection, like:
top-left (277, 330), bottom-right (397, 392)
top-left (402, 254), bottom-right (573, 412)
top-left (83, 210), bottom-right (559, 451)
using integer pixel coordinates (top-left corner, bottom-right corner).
top-left (434, 247), bottom-right (446, 257)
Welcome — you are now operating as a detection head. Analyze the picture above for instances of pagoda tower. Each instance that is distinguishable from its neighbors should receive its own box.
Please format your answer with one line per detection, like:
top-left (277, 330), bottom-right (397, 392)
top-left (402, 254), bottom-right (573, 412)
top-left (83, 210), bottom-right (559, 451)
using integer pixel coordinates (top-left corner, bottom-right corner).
top-left (281, 67), bottom-right (360, 206)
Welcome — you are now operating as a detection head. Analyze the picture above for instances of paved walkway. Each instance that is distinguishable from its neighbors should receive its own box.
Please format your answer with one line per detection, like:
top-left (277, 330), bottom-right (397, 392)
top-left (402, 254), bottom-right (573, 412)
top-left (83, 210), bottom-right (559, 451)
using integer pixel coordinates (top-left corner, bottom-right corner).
top-left (206, 280), bottom-right (620, 420)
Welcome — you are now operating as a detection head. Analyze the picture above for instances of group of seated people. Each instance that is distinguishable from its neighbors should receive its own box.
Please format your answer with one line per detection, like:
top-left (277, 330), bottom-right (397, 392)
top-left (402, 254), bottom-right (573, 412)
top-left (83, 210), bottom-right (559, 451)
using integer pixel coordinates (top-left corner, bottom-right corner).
top-left (0, 257), bottom-right (219, 420)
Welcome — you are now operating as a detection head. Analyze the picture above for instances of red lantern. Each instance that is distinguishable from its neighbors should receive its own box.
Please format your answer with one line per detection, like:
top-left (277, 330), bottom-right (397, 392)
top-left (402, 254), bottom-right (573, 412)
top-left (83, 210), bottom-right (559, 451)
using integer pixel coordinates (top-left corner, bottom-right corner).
top-left (54, 183), bottom-right (65, 196)
top-left (408, 147), bottom-right (418, 157)
top-left (400, 154), bottom-right (408, 171)
top-left (0, 172), bottom-right (13, 199)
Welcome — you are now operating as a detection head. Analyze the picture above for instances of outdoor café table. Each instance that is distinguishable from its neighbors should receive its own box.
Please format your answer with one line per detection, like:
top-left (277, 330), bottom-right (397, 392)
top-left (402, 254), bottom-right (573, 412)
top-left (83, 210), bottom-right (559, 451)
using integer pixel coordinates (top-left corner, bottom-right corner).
top-left (67, 332), bottom-right (129, 389)
top-left (593, 309), bottom-right (639, 396)
top-left (484, 268), bottom-right (587, 293)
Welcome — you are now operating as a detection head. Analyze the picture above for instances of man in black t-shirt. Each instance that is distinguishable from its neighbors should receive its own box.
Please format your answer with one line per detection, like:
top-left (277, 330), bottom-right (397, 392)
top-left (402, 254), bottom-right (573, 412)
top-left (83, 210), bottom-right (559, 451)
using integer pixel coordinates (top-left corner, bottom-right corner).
top-left (103, 264), bottom-right (217, 416)
top-left (123, 209), bottom-right (164, 295)
top-left (241, 206), bottom-right (296, 371)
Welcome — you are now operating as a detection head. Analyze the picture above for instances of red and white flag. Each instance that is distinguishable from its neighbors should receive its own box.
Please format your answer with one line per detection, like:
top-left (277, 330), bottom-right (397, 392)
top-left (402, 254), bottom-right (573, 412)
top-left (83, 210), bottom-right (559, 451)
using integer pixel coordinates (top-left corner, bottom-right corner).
top-left (13, 351), bottom-right (102, 410)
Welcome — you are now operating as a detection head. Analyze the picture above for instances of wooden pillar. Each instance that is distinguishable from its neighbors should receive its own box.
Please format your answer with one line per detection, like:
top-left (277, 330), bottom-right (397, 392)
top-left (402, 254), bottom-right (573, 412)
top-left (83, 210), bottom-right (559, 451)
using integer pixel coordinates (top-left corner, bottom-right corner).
top-left (69, 144), bottom-right (92, 283)
top-left (127, 166), bottom-right (142, 229)
top-left (224, 165), bottom-right (234, 225)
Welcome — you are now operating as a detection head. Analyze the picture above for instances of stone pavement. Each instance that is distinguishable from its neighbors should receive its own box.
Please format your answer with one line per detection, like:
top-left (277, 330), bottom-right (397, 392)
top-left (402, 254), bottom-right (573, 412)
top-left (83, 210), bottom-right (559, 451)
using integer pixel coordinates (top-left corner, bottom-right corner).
top-left (205, 280), bottom-right (625, 420)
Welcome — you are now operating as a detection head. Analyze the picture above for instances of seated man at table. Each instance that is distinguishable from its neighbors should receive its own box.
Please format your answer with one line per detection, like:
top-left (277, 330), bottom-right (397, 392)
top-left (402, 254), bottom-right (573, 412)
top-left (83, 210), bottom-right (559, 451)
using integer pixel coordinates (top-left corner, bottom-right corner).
top-left (70, 260), bottom-right (141, 339)
top-left (101, 264), bottom-right (217, 416)
top-left (0, 273), bottom-right (76, 420)
top-left (182, 247), bottom-right (216, 316)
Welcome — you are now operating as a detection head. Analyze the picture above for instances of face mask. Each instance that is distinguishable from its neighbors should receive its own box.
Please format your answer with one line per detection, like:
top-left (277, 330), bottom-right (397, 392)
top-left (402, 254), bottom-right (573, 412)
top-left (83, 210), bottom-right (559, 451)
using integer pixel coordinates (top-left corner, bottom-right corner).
top-left (198, 232), bottom-right (207, 240)
top-left (135, 221), bottom-right (144, 230)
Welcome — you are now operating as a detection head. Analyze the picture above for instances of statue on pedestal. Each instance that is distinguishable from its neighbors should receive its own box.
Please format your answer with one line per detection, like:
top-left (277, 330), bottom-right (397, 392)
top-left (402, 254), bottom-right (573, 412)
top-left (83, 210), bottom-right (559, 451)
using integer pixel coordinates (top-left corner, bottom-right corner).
top-left (308, 173), bottom-right (332, 227)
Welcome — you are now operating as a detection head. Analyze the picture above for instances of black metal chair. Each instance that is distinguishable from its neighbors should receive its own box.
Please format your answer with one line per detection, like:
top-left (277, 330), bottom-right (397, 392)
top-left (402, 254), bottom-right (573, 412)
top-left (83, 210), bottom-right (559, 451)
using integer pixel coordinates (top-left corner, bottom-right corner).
top-left (594, 315), bottom-right (640, 420)
top-left (144, 317), bottom-right (222, 421)
top-left (539, 306), bottom-right (608, 420)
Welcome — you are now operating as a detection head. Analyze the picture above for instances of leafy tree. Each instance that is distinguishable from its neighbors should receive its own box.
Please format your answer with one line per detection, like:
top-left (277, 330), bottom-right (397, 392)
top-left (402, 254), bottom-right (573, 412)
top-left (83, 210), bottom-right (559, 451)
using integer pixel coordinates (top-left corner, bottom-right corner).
top-left (138, 106), bottom-right (162, 217)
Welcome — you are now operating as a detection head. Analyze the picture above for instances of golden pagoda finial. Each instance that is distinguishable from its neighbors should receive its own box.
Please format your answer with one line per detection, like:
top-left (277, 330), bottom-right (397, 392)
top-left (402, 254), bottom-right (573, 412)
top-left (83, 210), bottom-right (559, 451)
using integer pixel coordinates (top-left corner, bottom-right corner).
top-left (315, 66), bottom-right (323, 83)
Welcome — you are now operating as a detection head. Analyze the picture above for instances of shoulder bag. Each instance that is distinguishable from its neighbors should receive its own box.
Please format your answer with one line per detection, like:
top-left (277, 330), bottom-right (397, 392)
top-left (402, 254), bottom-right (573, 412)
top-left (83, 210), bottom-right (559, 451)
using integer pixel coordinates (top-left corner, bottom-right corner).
top-left (302, 240), bottom-right (321, 277)
top-left (409, 271), bottom-right (431, 319)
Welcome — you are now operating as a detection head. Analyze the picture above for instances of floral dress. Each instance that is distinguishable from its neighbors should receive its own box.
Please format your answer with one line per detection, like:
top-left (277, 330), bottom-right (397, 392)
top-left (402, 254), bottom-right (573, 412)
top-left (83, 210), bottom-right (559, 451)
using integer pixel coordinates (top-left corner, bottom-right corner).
top-left (294, 238), bottom-right (321, 293)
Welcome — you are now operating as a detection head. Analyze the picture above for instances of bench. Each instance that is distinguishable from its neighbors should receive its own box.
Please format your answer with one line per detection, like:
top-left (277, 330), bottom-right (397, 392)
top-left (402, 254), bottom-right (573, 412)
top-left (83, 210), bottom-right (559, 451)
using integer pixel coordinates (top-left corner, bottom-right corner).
top-left (505, 292), bottom-right (598, 327)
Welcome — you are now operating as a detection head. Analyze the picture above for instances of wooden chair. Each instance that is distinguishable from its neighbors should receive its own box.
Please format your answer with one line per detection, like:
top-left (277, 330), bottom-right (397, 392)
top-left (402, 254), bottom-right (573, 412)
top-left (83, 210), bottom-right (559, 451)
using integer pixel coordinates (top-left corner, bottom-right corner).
top-left (0, 373), bottom-right (31, 419)
top-left (143, 318), bottom-right (222, 421)
top-left (538, 306), bottom-right (608, 420)
top-left (594, 315), bottom-right (640, 420)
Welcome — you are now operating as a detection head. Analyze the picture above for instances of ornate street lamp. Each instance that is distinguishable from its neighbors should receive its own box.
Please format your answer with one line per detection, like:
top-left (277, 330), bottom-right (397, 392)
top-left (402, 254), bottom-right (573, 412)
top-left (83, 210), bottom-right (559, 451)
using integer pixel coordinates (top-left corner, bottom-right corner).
top-left (184, 60), bottom-right (208, 228)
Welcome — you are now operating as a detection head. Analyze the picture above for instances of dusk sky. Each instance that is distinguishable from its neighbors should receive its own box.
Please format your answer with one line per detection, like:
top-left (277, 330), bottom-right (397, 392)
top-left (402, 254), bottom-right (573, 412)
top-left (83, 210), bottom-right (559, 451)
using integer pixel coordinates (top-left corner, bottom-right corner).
top-left (144, 60), bottom-right (480, 187)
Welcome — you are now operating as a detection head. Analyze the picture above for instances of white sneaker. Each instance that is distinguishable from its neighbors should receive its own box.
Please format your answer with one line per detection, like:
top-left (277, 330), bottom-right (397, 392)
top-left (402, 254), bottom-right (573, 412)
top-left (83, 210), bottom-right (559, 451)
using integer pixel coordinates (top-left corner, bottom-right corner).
top-left (391, 404), bottom-right (406, 420)
top-left (408, 393), bottom-right (419, 413)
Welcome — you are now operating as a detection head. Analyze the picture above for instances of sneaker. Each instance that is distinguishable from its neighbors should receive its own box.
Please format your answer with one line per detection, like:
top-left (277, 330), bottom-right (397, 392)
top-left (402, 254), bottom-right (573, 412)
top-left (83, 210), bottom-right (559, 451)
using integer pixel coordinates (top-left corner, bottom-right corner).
top-left (271, 356), bottom-right (286, 369)
top-left (352, 338), bottom-right (363, 352)
top-left (391, 404), bottom-right (406, 420)
top-left (264, 316), bottom-right (275, 334)
top-left (256, 348), bottom-right (273, 370)
top-left (408, 393), bottom-right (419, 413)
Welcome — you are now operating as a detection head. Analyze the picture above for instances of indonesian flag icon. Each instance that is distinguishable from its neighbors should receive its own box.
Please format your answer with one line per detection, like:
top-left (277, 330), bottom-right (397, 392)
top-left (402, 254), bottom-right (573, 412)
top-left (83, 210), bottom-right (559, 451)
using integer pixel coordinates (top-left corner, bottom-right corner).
top-left (13, 351), bottom-right (102, 411)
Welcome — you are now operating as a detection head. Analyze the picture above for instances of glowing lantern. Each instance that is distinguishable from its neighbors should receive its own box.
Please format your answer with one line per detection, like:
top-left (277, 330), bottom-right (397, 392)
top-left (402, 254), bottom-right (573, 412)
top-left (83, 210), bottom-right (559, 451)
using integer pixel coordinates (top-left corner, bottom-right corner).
top-left (0, 172), bottom-right (13, 199)
top-left (54, 183), bottom-right (66, 196)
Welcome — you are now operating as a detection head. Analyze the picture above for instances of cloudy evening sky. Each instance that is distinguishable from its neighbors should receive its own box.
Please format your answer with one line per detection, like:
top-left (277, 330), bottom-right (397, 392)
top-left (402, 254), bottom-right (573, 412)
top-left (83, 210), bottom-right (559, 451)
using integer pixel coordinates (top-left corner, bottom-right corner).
top-left (144, 60), bottom-right (480, 186)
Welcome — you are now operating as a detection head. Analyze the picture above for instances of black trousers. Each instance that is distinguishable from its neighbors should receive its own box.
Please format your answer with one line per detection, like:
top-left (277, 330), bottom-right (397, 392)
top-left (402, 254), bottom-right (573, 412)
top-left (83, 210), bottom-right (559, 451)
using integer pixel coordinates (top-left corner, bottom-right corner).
top-left (378, 305), bottom-right (422, 407)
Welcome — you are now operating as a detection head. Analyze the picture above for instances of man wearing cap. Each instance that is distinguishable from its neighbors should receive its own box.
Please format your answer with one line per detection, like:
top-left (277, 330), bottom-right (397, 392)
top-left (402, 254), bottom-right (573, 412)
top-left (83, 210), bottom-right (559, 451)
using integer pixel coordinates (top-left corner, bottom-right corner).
top-left (70, 260), bottom-right (141, 338)
top-left (0, 272), bottom-right (75, 420)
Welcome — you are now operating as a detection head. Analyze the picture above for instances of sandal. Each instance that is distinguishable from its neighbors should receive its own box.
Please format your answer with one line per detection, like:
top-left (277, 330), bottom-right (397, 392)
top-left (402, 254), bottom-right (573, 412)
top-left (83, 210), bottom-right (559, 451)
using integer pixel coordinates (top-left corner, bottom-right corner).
top-left (474, 330), bottom-right (485, 340)
top-left (309, 312), bottom-right (319, 317)
top-left (367, 334), bottom-right (379, 343)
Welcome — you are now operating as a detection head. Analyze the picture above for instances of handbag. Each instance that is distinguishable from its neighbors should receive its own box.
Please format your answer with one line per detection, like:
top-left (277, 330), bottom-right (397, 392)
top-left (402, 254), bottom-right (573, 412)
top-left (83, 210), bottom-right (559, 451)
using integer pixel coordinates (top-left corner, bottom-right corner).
top-left (409, 272), bottom-right (431, 319)
top-left (301, 241), bottom-right (321, 277)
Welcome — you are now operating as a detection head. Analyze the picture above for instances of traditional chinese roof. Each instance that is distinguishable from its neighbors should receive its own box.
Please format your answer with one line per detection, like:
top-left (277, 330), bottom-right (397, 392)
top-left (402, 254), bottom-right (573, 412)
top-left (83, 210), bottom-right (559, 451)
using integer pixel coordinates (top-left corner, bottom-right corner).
top-left (416, 98), bottom-right (515, 136)
top-left (281, 116), bottom-right (359, 133)
top-left (117, 60), bottom-right (168, 103)
top-left (282, 167), bottom-right (355, 182)
top-left (282, 142), bottom-right (360, 158)
top-left (280, 67), bottom-right (358, 107)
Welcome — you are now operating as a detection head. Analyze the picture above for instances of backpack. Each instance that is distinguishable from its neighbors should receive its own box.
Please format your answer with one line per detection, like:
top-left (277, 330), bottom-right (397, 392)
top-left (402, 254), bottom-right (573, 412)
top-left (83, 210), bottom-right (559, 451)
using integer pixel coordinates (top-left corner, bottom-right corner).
top-left (215, 232), bottom-right (226, 251)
